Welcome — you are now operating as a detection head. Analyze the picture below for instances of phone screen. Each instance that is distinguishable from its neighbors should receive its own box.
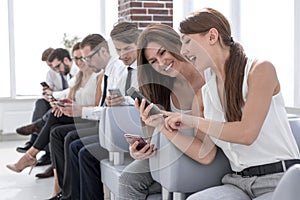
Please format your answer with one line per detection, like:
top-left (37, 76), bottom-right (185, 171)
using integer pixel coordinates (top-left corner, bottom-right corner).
top-left (47, 94), bottom-right (57, 101)
top-left (54, 101), bottom-right (65, 107)
top-left (126, 87), bottom-right (163, 116)
top-left (124, 134), bottom-right (147, 150)
top-left (108, 88), bottom-right (123, 97)
top-left (40, 82), bottom-right (49, 88)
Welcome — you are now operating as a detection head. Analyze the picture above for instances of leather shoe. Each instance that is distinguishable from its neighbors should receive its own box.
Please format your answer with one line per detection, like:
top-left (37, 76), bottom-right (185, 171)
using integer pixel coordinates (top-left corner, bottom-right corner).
top-left (16, 119), bottom-right (43, 136)
top-left (35, 165), bottom-right (54, 178)
top-left (36, 153), bottom-right (51, 166)
top-left (16, 141), bottom-right (33, 153)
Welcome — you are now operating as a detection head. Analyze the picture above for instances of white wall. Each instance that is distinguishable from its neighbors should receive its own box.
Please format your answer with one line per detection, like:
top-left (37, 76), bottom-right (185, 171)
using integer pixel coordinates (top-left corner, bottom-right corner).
top-left (0, 98), bottom-right (35, 135)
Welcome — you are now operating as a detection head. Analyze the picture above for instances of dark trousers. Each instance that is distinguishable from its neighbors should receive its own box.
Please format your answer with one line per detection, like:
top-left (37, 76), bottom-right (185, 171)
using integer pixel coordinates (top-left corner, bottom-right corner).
top-left (69, 135), bottom-right (108, 200)
top-left (32, 98), bottom-right (51, 122)
top-left (29, 98), bottom-right (51, 150)
top-left (50, 123), bottom-right (98, 199)
top-left (33, 111), bottom-right (77, 150)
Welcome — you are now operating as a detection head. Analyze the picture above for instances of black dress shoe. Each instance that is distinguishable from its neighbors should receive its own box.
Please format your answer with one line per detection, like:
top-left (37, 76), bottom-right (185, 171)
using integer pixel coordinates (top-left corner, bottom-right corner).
top-left (16, 141), bottom-right (33, 153)
top-left (35, 165), bottom-right (54, 178)
top-left (36, 153), bottom-right (51, 166)
top-left (47, 192), bottom-right (62, 200)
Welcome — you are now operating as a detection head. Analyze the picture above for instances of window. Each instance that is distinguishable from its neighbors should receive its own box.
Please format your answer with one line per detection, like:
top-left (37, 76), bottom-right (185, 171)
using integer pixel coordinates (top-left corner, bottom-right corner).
top-left (14, 0), bottom-right (104, 96)
top-left (0, 0), bottom-right (118, 97)
top-left (174, 0), bottom-right (296, 107)
top-left (0, 0), bottom-right (11, 97)
top-left (240, 0), bottom-right (294, 106)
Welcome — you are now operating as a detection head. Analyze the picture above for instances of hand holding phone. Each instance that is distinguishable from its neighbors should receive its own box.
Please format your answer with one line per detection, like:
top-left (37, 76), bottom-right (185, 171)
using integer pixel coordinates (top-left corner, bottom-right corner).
top-left (127, 87), bottom-right (165, 116)
top-left (124, 134), bottom-right (148, 150)
top-left (40, 81), bottom-right (49, 88)
top-left (46, 94), bottom-right (57, 101)
top-left (108, 88), bottom-right (123, 97)
top-left (53, 101), bottom-right (65, 107)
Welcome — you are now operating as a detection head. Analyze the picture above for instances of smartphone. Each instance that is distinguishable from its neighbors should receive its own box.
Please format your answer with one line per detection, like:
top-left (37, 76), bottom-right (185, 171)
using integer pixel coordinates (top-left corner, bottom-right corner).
top-left (108, 88), bottom-right (123, 97)
top-left (126, 87), bottom-right (163, 116)
top-left (124, 133), bottom-right (148, 150)
top-left (53, 101), bottom-right (65, 107)
top-left (46, 94), bottom-right (57, 101)
top-left (40, 81), bottom-right (49, 88)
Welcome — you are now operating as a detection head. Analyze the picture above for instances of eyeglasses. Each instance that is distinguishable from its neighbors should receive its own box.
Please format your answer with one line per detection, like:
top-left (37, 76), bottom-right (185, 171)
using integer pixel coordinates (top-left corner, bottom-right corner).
top-left (81, 46), bottom-right (100, 63)
top-left (72, 56), bottom-right (83, 61)
top-left (53, 62), bottom-right (62, 70)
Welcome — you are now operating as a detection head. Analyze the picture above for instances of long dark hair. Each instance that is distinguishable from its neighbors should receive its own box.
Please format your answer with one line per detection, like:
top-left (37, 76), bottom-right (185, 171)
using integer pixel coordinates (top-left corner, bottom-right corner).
top-left (136, 24), bottom-right (186, 111)
top-left (180, 8), bottom-right (247, 121)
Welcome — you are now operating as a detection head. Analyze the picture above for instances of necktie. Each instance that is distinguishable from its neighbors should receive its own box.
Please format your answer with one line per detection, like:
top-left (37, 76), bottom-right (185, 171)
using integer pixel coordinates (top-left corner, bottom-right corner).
top-left (61, 74), bottom-right (68, 89)
top-left (125, 67), bottom-right (133, 95)
top-left (100, 75), bottom-right (108, 106)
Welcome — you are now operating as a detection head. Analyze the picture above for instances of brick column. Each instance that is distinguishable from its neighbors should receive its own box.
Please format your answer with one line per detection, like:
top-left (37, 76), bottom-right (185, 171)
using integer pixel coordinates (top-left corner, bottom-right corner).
top-left (118, 0), bottom-right (173, 29)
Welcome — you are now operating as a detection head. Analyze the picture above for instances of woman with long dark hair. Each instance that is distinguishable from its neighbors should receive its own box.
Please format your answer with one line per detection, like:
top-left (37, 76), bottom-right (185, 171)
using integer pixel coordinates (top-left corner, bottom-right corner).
top-left (140, 8), bottom-right (300, 199)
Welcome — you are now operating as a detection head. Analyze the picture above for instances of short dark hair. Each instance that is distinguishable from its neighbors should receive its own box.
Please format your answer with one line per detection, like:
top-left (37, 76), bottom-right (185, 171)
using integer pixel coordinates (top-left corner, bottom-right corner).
top-left (110, 21), bottom-right (140, 44)
top-left (41, 47), bottom-right (54, 61)
top-left (80, 34), bottom-right (109, 54)
top-left (48, 48), bottom-right (71, 62)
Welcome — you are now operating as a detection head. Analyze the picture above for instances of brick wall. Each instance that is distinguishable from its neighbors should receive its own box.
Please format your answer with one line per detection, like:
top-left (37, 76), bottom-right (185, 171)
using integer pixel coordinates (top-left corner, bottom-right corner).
top-left (118, 0), bottom-right (173, 29)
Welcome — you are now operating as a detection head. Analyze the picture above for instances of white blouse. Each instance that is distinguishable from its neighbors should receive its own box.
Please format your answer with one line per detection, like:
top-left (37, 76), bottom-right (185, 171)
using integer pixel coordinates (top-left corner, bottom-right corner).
top-left (202, 58), bottom-right (300, 171)
top-left (74, 72), bottom-right (97, 106)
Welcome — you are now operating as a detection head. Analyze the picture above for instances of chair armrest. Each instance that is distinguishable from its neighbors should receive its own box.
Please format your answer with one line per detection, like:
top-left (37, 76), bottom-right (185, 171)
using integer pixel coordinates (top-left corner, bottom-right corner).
top-left (150, 129), bottom-right (232, 193)
top-left (99, 106), bottom-right (143, 152)
top-left (273, 164), bottom-right (300, 200)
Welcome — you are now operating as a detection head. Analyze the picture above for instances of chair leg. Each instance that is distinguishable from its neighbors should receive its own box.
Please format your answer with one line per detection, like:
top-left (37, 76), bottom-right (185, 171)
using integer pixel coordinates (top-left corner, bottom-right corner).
top-left (113, 152), bottom-right (124, 165)
top-left (103, 184), bottom-right (110, 200)
top-left (173, 192), bottom-right (187, 200)
top-left (110, 191), bottom-right (116, 200)
top-left (162, 187), bottom-right (172, 200)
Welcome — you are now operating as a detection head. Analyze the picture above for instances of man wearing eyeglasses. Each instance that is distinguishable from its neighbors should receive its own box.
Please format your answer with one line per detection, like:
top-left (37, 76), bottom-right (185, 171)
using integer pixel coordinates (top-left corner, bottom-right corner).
top-left (15, 48), bottom-right (78, 179)
top-left (67, 22), bottom-right (141, 200)
top-left (49, 33), bottom-right (126, 200)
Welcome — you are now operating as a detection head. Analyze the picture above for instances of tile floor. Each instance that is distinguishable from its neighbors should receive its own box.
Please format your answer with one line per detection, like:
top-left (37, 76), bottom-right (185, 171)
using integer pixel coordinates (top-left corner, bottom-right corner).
top-left (0, 140), bottom-right (54, 200)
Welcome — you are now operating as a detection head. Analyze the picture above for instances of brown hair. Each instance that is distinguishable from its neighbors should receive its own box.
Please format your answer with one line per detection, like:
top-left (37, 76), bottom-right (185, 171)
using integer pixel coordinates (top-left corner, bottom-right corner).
top-left (80, 34), bottom-right (109, 54)
top-left (137, 24), bottom-right (186, 111)
top-left (41, 47), bottom-right (54, 61)
top-left (180, 8), bottom-right (247, 121)
top-left (110, 21), bottom-right (140, 44)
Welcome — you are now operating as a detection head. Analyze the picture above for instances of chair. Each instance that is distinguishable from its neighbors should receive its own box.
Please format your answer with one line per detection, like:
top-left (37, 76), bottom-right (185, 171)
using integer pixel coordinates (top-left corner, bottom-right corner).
top-left (99, 106), bottom-right (160, 199)
top-left (149, 128), bottom-right (232, 200)
top-left (271, 117), bottom-right (300, 199)
top-left (272, 164), bottom-right (300, 200)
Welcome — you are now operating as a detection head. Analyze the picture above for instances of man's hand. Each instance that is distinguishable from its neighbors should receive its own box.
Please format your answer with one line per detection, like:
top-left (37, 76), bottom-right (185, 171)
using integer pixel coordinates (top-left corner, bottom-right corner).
top-left (105, 94), bottom-right (125, 106)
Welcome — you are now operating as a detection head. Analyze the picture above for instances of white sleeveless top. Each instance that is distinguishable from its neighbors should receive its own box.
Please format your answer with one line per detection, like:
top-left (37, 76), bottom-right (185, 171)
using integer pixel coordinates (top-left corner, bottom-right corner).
top-left (74, 72), bottom-right (97, 106)
top-left (202, 58), bottom-right (300, 171)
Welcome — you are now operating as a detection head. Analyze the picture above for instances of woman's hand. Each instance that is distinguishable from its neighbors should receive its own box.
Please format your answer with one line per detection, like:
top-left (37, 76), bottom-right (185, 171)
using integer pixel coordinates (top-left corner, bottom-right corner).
top-left (52, 107), bottom-right (63, 117)
top-left (164, 112), bottom-right (194, 131)
top-left (135, 98), bottom-right (165, 130)
top-left (129, 141), bottom-right (156, 160)
top-left (60, 100), bottom-right (82, 117)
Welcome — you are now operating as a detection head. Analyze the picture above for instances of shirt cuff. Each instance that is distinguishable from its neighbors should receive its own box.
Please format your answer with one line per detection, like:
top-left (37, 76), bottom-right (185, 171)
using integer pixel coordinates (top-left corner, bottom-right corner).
top-left (81, 106), bottom-right (105, 120)
top-left (123, 96), bottom-right (135, 106)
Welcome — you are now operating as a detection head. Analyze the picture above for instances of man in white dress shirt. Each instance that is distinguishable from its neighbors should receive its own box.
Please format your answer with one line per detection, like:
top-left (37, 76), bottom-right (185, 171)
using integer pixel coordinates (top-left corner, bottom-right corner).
top-left (49, 33), bottom-right (125, 200)
top-left (66, 22), bottom-right (141, 200)
top-left (16, 47), bottom-right (78, 177)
